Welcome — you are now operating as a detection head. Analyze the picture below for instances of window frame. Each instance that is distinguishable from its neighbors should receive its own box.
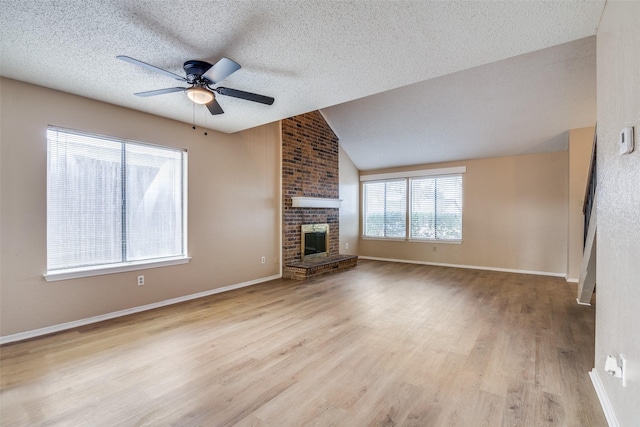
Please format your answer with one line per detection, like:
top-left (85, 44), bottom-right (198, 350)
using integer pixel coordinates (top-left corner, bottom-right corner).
top-left (44, 127), bottom-right (190, 282)
top-left (361, 167), bottom-right (465, 243)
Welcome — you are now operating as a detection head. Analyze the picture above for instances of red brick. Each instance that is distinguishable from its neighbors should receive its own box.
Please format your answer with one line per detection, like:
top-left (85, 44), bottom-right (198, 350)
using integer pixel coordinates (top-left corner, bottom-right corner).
top-left (282, 111), bottom-right (340, 264)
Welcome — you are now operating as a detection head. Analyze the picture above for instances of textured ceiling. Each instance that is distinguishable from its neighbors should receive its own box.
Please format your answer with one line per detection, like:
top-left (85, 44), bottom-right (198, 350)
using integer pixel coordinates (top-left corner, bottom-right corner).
top-left (0, 1), bottom-right (604, 169)
top-left (324, 37), bottom-right (597, 170)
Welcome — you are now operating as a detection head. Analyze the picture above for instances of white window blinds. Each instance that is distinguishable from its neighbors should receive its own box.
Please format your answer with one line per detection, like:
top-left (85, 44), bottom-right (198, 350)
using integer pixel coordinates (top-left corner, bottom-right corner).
top-left (362, 171), bottom-right (463, 242)
top-left (363, 180), bottom-right (407, 238)
top-left (410, 175), bottom-right (462, 240)
top-left (47, 128), bottom-right (186, 272)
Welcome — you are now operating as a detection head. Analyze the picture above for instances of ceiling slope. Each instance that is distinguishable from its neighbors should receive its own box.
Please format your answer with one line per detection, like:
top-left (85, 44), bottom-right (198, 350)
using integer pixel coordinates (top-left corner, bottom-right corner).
top-left (323, 36), bottom-right (596, 170)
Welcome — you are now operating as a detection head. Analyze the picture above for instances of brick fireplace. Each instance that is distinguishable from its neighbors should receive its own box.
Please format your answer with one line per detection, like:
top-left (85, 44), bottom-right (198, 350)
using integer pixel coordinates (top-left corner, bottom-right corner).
top-left (281, 111), bottom-right (358, 279)
top-left (282, 111), bottom-right (340, 265)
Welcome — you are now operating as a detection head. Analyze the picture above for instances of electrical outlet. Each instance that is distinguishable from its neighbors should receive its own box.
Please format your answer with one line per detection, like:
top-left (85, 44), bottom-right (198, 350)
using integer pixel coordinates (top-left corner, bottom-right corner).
top-left (619, 126), bottom-right (634, 155)
top-left (261, 256), bottom-right (266, 264)
top-left (137, 275), bottom-right (144, 286)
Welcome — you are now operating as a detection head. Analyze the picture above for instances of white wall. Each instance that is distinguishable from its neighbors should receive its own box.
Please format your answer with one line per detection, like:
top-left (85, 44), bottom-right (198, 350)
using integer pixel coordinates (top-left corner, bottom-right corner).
top-left (0, 78), bottom-right (282, 339)
top-left (339, 146), bottom-right (359, 255)
top-left (595, 2), bottom-right (640, 425)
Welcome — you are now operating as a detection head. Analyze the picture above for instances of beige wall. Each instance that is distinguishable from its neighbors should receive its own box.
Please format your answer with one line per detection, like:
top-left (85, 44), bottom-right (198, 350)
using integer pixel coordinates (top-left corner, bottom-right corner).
top-left (0, 78), bottom-right (281, 338)
top-left (339, 147), bottom-right (359, 255)
top-left (359, 150), bottom-right (569, 275)
top-left (567, 127), bottom-right (595, 281)
top-left (595, 2), bottom-right (640, 424)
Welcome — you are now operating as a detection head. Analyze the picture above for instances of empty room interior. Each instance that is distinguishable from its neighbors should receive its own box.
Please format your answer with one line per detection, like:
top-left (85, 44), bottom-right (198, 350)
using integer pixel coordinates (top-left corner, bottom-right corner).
top-left (1, 1), bottom-right (639, 426)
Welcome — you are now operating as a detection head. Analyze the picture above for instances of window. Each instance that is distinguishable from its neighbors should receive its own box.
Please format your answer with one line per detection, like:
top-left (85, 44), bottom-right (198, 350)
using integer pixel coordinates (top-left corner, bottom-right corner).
top-left (410, 175), bottom-right (462, 240)
top-left (46, 127), bottom-right (188, 280)
top-left (362, 169), bottom-right (463, 242)
top-left (363, 180), bottom-right (407, 238)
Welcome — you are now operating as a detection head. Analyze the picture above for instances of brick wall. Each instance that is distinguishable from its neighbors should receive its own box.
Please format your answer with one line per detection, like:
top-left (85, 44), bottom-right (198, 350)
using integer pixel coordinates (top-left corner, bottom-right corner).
top-left (282, 111), bottom-right (339, 264)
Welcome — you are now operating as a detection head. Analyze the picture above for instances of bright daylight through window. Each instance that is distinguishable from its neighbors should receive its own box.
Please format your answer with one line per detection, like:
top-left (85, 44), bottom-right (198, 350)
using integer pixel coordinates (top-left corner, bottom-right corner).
top-left (363, 173), bottom-right (463, 241)
top-left (46, 127), bottom-right (188, 280)
top-left (410, 175), bottom-right (462, 240)
top-left (363, 180), bottom-right (407, 238)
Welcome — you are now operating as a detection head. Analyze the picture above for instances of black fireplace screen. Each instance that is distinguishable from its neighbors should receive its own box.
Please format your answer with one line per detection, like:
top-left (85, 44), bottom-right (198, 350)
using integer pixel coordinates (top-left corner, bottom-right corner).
top-left (304, 232), bottom-right (327, 256)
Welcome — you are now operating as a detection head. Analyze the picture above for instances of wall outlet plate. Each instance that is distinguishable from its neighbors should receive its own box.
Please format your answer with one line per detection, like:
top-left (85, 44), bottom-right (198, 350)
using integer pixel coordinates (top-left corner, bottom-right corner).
top-left (619, 127), bottom-right (634, 155)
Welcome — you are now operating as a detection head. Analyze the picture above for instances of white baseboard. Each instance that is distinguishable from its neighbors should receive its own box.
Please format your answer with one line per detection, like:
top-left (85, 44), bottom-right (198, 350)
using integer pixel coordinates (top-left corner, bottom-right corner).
top-left (0, 274), bottom-right (281, 345)
top-left (358, 256), bottom-right (566, 278)
top-left (589, 368), bottom-right (619, 427)
top-left (566, 277), bottom-right (579, 283)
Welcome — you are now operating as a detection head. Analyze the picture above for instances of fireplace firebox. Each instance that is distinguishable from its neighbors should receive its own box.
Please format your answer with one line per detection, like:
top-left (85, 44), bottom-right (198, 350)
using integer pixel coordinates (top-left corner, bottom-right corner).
top-left (301, 223), bottom-right (329, 260)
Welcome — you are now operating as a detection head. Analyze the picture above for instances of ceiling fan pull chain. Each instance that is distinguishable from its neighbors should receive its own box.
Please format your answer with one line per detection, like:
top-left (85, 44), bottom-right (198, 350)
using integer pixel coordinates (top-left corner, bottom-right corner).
top-left (192, 102), bottom-right (196, 130)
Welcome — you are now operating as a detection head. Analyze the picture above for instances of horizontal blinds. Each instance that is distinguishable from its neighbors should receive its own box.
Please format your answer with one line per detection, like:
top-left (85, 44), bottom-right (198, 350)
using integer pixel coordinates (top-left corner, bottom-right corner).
top-left (47, 127), bottom-right (185, 271)
top-left (410, 175), bottom-right (462, 240)
top-left (125, 143), bottom-right (184, 262)
top-left (47, 130), bottom-right (124, 269)
top-left (363, 180), bottom-right (406, 238)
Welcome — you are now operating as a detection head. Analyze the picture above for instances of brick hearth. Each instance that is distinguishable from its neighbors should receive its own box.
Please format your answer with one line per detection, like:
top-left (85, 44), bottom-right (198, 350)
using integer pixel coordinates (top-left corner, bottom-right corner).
top-left (283, 255), bottom-right (358, 280)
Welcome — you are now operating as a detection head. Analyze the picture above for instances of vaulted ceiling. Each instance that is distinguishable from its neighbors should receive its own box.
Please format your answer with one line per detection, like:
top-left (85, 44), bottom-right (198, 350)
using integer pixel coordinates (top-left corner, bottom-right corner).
top-left (0, 1), bottom-right (604, 170)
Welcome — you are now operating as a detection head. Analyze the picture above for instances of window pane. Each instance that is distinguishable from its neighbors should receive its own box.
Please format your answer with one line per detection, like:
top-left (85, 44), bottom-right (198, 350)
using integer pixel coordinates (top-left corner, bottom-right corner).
top-left (410, 178), bottom-right (435, 239)
top-left (364, 182), bottom-right (385, 237)
top-left (384, 181), bottom-right (407, 238)
top-left (363, 180), bottom-right (406, 238)
top-left (126, 144), bottom-right (183, 261)
top-left (436, 175), bottom-right (462, 240)
top-left (47, 130), bottom-right (123, 269)
top-left (410, 175), bottom-right (462, 240)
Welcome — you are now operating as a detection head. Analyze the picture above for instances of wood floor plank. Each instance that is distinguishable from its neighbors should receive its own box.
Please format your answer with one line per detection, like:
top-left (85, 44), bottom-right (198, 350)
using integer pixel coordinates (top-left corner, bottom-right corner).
top-left (535, 391), bottom-right (566, 426)
top-left (0, 260), bottom-right (606, 426)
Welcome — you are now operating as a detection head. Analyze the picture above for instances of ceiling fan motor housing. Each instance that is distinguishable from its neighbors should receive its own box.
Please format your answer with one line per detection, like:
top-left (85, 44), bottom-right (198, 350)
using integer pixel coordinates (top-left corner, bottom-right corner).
top-left (183, 60), bottom-right (213, 83)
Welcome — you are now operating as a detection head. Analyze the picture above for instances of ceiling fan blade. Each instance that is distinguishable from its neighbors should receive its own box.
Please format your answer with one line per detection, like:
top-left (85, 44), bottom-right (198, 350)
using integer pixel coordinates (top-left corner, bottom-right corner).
top-left (216, 87), bottom-right (274, 105)
top-left (134, 87), bottom-right (186, 97)
top-left (117, 55), bottom-right (186, 82)
top-left (206, 99), bottom-right (224, 115)
top-left (202, 57), bottom-right (241, 84)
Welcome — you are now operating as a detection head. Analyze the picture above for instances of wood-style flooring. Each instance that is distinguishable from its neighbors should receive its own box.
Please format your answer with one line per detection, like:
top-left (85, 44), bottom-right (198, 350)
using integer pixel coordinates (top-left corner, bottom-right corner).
top-left (0, 260), bottom-right (606, 426)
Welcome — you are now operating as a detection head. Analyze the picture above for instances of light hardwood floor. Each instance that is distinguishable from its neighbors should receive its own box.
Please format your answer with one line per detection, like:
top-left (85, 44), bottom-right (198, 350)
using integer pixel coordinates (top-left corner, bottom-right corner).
top-left (0, 260), bottom-right (606, 426)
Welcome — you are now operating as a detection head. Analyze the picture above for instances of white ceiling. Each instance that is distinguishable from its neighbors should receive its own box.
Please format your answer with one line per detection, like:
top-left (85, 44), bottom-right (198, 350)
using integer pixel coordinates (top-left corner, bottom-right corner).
top-left (0, 1), bottom-right (604, 170)
top-left (324, 36), bottom-right (596, 170)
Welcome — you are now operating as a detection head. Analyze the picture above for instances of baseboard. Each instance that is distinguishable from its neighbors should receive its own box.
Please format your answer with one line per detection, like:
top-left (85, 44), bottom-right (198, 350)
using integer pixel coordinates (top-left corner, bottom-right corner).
top-left (589, 368), bottom-right (619, 427)
top-left (566, 277), bottom-right (579, 283)
top-left (358, 256), bottom-right (566, 278)
top-left (0, 273), bottom-right (282, 345)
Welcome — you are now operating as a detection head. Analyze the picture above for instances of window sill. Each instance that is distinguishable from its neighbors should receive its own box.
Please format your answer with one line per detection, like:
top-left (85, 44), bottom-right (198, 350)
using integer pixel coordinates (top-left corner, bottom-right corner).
top-left (362, 237), bottom-right (463, 245)
top-left (362, 236), bottom-right (407, 242)
top-left (409, 239), bottom-right (463, 244)
top-left (43, 256), bottom-right (191, 282)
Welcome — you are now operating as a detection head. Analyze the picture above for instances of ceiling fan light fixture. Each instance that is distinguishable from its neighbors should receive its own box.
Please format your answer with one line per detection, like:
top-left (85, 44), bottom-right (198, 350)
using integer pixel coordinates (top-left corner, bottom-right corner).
top-left (186, 87), bottom-right (214, 104)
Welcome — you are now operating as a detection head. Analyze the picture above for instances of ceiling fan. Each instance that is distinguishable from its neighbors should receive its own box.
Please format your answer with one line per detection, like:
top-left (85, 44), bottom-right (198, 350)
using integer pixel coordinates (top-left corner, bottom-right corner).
top-left (117, 55), bottom-right (274, 115)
